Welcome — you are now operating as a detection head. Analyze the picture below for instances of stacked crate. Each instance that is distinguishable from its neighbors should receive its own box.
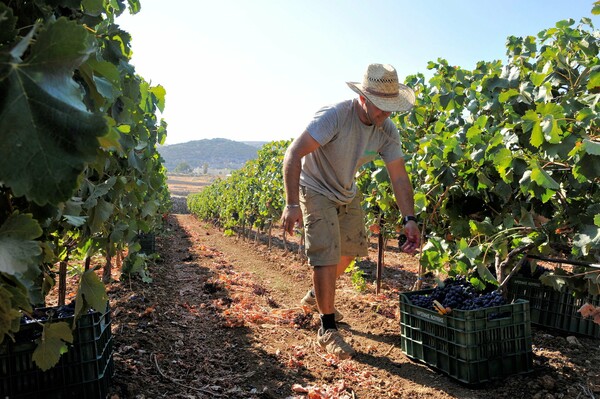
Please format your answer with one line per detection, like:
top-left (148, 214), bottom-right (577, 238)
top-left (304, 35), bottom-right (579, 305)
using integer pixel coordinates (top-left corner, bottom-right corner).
top-left (0, 307), bottom-right (113, 399)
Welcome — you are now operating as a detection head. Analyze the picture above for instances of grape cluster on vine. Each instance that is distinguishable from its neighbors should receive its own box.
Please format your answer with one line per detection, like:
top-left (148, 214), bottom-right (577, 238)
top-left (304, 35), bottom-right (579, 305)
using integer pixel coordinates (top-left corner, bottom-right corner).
top-left (409, 276), bottom-right (506, 312)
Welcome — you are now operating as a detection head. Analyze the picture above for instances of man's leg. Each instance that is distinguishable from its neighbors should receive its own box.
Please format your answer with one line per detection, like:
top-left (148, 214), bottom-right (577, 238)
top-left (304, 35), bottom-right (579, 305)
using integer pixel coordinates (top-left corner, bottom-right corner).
top-left (298, 187), bottom-right (355, 358)
top-left (313, 264), bottom-right (338, 315)
top-left (313, 261), bottom-right (355, 359)
top-left (303, 256), bottom-right (353, 318)
top-left (313, 255), bottom-right (354, 314)
top-left (299, 186), bottom-right (343, 317)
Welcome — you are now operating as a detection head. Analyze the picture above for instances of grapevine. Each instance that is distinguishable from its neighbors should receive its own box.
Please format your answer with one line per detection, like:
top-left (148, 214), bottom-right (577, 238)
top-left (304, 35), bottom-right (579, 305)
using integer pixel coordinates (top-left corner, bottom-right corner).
top-left (188, 140), bottom-right (290, 240)
top-left (0, 0), bottom-right (170, 370)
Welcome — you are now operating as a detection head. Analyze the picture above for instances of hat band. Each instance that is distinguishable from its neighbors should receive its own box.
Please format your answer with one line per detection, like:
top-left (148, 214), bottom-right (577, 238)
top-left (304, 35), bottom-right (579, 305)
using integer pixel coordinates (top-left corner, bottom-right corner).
top-left (364, 86), bottom-right (399, 98)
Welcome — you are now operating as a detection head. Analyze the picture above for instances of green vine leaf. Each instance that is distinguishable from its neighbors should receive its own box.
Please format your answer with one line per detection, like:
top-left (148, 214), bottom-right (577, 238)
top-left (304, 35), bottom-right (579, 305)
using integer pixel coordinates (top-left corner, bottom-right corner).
top-left (582, 139), bottom-right (600, 156)
top-left (32, 321), bottom-right (73, 371)
top-left (0, 3), bottom-right (17, 44)
top-left (127, 0), bottom-right (142, 14)
top-left (530, 162), bottom-right (560, 190)
top-left (82, 0), bottom-right (104, 16)
top-left (0, 284), bottom-right (23, 342)
top-left (539, 115), bottom-right (562, 144)
top-left (74, 269), bottom-right (108, 320)
top-left (587, 69), bottom-right (600, 90)
top-left (87, 198), bottom-right (115, 234)
top-left (80, 58), bottom-right (123, 107)
top-left (2, 274), bottom-right (32, 314)
top-left (523, 110), bottom-right (544, 147)
top-left (0, 214), bottom-right (42, 276)
top-left (151, 85), bottom-right (166, 112)
top-left (491, 147), bottom-right (514, 183)
top-left (577, 153), bottom-right (600, 180)
top-left (0, 18), bottom-right (107, 205)
top-left (573, 225), bottom-right (600, 256)
top-left (576, 141), bottom-right (600, 179)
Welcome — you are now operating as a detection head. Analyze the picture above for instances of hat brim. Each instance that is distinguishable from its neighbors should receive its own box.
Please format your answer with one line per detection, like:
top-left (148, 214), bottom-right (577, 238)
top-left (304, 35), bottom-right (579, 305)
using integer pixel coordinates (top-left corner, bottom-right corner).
top-left (346, 81), bottom-right (415, 113)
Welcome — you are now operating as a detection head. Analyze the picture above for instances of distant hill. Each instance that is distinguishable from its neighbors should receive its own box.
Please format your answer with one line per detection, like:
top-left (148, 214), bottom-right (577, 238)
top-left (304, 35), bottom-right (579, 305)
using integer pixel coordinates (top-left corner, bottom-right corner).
top-left (158, 138), bottom-right (264, 171)
top-left (242, 141), bottom-right (268, 148)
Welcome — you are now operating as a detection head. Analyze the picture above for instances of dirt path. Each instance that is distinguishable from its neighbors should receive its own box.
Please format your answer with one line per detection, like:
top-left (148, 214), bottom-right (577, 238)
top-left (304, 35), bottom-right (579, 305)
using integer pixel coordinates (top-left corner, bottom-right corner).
top-left (103, 210), bottom-right (600, 399)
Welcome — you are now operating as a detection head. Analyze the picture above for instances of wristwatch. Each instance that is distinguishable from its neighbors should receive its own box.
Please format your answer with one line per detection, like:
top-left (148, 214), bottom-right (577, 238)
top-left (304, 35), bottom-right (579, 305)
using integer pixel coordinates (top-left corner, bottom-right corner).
top-left (402, 215), bottom-right (418, 226)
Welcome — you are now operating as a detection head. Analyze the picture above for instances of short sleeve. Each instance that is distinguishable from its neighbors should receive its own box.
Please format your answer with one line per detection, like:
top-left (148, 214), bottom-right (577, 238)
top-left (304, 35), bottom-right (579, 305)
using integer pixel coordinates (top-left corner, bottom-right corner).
top-left (378, 121), bottom-right (404, 163)
top-left (305, 105), bottom-right (339, 146)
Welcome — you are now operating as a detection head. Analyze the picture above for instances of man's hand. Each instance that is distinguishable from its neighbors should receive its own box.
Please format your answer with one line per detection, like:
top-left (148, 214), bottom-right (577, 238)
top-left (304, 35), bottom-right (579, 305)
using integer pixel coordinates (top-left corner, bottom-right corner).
top-left (401, 221), bottom-right (420, 254)
top-left (281, 207), bottom-right (303, 235)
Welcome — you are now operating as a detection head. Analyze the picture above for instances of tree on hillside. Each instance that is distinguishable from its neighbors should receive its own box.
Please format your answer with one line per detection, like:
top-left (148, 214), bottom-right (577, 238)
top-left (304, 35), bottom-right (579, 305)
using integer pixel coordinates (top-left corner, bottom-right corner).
top-left (174, 162), bottom-right (193, 174)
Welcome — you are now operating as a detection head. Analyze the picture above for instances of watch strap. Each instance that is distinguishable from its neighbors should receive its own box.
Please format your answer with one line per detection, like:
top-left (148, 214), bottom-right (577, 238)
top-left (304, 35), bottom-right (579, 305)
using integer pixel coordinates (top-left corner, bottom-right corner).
top-left (402, 215), bottom-right (418, 225)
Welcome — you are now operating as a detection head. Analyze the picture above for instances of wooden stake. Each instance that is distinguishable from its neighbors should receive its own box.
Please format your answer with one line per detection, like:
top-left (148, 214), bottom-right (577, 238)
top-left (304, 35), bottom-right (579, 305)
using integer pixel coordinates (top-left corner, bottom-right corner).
top-left (376, 223), bottom-right (384, 295)
top-left (58, 260), bottom-right (67, 306)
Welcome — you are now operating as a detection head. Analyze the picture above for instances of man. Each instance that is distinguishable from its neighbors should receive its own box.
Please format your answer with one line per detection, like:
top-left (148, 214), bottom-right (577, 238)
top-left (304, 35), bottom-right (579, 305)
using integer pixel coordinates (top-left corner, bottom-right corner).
top-left (281, 63), bottom-right (420, 359)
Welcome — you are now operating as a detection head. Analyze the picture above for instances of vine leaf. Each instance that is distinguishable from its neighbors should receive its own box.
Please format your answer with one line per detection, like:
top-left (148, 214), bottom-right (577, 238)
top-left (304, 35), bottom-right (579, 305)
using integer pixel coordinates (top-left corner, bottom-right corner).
top-left (80, 58), bottom-right (123, 108)
top-left (523, 103), bottom-right (564, 147)
top-left (582, 139), bottom-right (600, 156)
top-left (587, 69), bottom-right (600, 90)
top-left (0, 285), bottom-right (23, 342)
top-left (82, 0), bottom-right (105, 16)
top-left (530, 163), bottom-right (560, 190)
top-left (0, 3), bottom-right (17, 43)
top-left (74, 269), bottom-right (108, 322)
top-left (87, 199), bottom-right (115, 234)
top-left (32, 321), bottom-right (73, 371)
top-left (0, 214), bottom-right (42, 276)
top-left (2, 274), bottom-right (32, 313)
top-left (0, 18), bottom-right (107, 206)
top-left (576, 141), bottom-right (600, 179)
top-left (573, 225), bottom-right (600, 256)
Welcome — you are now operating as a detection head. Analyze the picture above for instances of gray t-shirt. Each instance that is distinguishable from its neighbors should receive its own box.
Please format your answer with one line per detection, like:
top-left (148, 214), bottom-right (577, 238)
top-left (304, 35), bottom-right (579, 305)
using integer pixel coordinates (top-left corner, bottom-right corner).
top-left (300, 99), bottom-right (404, 205)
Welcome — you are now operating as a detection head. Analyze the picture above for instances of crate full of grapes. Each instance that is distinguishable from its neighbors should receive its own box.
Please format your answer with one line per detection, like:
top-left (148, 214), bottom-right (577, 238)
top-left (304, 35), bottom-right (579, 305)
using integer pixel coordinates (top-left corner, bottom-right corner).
top-left (399, 277), bottom-right (533, 385)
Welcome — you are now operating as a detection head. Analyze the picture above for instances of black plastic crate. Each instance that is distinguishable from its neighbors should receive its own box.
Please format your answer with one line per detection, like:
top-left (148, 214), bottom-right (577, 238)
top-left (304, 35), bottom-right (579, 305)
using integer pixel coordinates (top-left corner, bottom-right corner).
top-left (0, 307), bottom-right (113, 399)
top-left (400, 289), bottom-right (533, 385)
top-left (507, 276), bottom-right (600, 338)
top-left (138, 233), bottom-right (156, 254)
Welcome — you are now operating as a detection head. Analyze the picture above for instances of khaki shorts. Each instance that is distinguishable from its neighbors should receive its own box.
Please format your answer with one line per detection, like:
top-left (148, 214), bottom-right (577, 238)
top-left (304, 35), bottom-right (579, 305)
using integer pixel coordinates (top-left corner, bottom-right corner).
top-left (299, 186), bottom-right (368, 266)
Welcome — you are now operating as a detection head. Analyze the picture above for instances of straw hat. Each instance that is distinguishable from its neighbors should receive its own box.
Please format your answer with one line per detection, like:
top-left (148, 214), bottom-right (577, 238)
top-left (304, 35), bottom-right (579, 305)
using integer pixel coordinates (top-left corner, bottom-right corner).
top-left (346, 63), bottom-right (415, 113)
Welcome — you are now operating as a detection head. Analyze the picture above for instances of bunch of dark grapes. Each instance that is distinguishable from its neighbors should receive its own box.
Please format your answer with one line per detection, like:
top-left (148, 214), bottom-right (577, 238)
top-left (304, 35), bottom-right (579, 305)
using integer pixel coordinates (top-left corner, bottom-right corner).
top-left (22, 301), bottom-right (76, 324)
top-left (456, 290), bottom-right (505, 310)
top-left (410, 294), bottom-right (433, 309)
top-left (409, 276), bottom-right (506, 312)
top-left (398, 233), bottom-right (407, 247)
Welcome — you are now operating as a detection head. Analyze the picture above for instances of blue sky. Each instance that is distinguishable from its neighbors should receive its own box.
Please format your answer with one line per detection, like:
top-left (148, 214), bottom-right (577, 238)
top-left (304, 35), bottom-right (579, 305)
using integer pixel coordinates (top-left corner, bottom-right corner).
top-left (117, 1), bottom-right (599, 145)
